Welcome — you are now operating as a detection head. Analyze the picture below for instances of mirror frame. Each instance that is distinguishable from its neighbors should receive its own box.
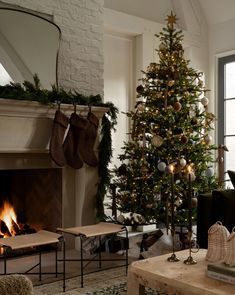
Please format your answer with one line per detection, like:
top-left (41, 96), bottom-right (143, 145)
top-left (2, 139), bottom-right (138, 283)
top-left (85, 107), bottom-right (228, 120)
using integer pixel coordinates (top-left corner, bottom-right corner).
top-left (0, 6), bottom-right (61, 89)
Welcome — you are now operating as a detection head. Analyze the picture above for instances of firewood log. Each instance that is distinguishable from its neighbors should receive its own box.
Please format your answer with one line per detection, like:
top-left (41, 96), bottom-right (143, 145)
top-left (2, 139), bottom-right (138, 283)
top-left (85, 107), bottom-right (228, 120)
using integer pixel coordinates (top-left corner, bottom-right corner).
top-left (11, 218), bottom-right (21, 235)
top-left (0, 219), bottom-right (11, 237)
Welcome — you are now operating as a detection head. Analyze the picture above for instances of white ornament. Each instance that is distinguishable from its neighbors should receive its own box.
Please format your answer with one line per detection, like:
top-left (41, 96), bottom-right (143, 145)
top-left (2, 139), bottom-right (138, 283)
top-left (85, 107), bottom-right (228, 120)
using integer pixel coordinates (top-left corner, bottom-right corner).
top-left (187, 172), bottom-right (196, 181)
top-left (179, 157), bottom-right (187, 167)
top-left (201, 96), bottom-right (209, 106)
top-left (157, 161), bottom-right (166, 172)
top-left (175, 197), bottom-right (183, 207)
top-left (204, 134), bottom-right (212, 144)
top-left (151, 135), bottom-right (163, 147)
top-left (205, 167), bottom-right (214, 177)
top-left (191, 172), bottom-right (196, 181)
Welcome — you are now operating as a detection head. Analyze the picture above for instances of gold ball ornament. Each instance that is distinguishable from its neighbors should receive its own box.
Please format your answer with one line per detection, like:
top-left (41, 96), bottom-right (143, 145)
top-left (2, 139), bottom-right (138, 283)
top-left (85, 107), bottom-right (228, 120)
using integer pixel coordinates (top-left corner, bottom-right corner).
top-left (136, 85), bottom-right (144, 94)
top-left (191, 117), bottom-right (198, 125)
top-left (159, 43), bottom-right (166, 52)
top-left (137, 102), bottom-right (145, 112)
top-left (180, 135), bottom-right (188, 144)
top-left (168, 80), bottom-right (175, 87)
top-left (191, 197), bottom-right (198, 208)
top-left (151, 135), bottom-right (164, 147)
top-left (173, 101), bottom-right (182, 111)
top-left (146, 203), bottom-right (154, 209)
top-left (147, 62), bottom-right (158, 72)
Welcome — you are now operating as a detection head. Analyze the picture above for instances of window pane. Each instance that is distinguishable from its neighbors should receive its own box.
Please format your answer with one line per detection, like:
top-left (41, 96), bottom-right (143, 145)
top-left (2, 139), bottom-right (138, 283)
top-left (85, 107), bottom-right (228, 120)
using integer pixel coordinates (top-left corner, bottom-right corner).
top-left (0, 63), bottom-right (13, 85)
top-left (224, 136), bottom-right (235, 172)
top-left (225, 62), bottom-right (235, 98)
top-left (225, 99), bottom-right (235, 135)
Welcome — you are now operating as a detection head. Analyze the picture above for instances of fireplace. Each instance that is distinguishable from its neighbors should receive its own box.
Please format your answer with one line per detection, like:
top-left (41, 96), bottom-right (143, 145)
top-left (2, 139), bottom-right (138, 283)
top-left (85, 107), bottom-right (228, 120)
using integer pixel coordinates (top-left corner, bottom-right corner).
top-left (0, 168), bottom-right (62, 237)
top-left (0, 98), bottom-right (108, 250)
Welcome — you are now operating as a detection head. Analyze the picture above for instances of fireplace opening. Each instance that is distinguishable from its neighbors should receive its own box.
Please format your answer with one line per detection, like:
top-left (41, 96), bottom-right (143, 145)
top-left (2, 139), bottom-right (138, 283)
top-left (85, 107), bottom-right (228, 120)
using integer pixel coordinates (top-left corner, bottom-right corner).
top-left (0, 168), bottom-right (62, 256)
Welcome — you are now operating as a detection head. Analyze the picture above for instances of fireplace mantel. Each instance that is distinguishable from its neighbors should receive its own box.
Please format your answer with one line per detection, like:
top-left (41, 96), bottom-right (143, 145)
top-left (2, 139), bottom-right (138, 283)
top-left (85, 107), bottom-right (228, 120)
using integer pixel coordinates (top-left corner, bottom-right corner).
top-left (0, 98), bottom-right (109, 154)
top-left (0, 98), bottom-right (109, 237)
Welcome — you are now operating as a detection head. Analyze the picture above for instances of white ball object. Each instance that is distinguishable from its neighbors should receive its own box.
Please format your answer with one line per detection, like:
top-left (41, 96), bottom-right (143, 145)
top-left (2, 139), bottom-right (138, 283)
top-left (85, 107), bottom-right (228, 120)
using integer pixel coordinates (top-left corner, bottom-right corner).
top-left (201, 96), bottom-right (209, 106)
top-left (187, 172), bottom-right (196, 181)
top-left (157, 161), bottom-right (166, 172)
top-left (179, 157), bottom-right (187, 167)
top-left (191, 172), bottom-right (196, 181)
top-left (204, 134), bottom-right (212, 144)
top-left (205, 167), bottom-right (215, 177)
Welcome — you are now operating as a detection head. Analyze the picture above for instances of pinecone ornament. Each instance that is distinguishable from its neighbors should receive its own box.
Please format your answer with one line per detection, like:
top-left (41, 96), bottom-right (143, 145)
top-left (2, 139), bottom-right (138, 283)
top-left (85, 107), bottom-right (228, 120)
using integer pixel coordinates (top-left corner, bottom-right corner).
top-left (206, 221), bottom-right (229, 262)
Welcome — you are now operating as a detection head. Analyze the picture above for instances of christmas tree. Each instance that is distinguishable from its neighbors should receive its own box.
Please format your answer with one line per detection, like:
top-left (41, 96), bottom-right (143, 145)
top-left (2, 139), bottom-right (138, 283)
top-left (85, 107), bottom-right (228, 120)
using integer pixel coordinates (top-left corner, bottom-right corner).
top-left (111, 12), bottom-right (218, 225)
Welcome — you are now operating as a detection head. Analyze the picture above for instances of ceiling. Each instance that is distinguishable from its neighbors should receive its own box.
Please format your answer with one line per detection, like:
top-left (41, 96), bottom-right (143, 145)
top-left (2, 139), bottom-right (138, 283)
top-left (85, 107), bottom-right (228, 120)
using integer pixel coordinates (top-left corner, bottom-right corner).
top-left (198, 0), bottom-right (235, 26)
top-left (104, 0), bottom-right (235, 27)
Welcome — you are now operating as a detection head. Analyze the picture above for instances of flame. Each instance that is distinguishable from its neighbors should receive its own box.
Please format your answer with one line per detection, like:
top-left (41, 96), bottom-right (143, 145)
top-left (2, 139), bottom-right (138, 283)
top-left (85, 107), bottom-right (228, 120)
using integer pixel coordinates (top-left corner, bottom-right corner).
top-left (187, 164), bottom-right (192, 174)
top-left (169, 164), bottom-right (174, 173)
top-left (0, 201), bottom-right (19, 237)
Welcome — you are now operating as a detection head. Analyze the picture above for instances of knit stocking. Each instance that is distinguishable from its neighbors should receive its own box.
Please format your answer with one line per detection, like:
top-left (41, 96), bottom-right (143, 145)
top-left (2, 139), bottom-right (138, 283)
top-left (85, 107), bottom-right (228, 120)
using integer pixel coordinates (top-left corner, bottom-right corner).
top-left (63, 113), bottom-right (88, 169)
top-left (49, 110), bottom-right (69, 167)
top-left (78, 112), bottom-right (99, 167)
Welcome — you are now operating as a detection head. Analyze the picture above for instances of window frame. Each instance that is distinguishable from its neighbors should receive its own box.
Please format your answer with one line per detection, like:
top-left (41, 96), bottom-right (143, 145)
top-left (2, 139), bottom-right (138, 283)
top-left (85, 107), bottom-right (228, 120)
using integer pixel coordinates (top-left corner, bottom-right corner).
top-left (218, 54), bottom-right (235, 183)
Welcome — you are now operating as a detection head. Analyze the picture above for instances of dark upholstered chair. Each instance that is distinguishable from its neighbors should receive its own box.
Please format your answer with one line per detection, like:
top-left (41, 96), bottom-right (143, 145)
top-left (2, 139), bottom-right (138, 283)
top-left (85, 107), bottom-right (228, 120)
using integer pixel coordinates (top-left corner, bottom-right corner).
top-left (197, 189), bottom-right (235, 249)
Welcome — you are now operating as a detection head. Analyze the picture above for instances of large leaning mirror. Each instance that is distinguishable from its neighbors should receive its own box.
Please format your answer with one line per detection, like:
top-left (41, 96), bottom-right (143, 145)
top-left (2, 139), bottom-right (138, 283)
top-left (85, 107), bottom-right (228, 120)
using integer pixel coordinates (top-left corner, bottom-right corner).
top-left (0, 7), bottom-right (61, 89)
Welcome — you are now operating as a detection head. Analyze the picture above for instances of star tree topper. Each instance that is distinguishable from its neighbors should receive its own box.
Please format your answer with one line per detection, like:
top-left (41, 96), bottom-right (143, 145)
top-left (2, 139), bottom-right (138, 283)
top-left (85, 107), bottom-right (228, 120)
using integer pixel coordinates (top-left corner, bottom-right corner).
top-left (166, 11), bottom-right (178, 29)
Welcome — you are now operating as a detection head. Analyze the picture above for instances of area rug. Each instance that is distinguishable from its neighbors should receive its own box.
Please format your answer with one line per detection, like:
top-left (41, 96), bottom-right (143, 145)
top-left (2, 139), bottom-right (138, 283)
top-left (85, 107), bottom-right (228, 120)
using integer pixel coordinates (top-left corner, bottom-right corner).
top-left (33, 266), bottom-right (166, 295)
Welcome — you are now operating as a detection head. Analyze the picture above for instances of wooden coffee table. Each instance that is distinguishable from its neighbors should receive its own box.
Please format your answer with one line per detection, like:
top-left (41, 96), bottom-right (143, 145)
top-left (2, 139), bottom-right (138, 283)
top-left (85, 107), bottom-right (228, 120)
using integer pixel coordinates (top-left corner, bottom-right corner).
top-left (127, 249), bottom-right (235, 295)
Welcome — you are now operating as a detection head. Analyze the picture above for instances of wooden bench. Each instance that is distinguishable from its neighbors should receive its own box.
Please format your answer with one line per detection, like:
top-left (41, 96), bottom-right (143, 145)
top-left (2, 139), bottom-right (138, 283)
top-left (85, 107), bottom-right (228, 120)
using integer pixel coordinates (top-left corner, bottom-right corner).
top-left (57, 222), bottom-right (128, 287)
top-left (0, 230), bottom-right (65, 292)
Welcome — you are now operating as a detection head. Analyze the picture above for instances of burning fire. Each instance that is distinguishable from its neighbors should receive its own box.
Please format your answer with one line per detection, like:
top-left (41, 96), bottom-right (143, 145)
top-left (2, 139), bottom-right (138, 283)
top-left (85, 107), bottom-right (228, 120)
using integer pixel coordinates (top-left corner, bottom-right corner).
top-left (0, 201), bottom-right (20, 237)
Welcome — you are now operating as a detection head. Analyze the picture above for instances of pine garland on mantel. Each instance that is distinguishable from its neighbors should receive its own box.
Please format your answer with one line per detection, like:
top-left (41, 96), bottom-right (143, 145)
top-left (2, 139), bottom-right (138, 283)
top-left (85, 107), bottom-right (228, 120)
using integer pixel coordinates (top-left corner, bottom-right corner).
top-left (0, 75), bottom-right (118, 220)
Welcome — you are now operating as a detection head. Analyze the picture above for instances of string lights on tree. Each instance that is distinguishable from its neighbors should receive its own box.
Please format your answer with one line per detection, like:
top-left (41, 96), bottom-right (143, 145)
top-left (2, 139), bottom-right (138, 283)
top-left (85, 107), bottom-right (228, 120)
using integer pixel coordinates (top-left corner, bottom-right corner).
top-left (112, 12), bottom-right (218, 225)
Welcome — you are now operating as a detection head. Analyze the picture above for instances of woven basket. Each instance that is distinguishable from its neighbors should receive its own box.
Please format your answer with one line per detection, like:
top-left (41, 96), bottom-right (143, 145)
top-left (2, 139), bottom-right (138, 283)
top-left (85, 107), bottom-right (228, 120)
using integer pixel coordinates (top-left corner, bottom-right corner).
top-left (206, 221), bottom-right (229, 262)
top-left (224, 227), bottom-right (235, 266)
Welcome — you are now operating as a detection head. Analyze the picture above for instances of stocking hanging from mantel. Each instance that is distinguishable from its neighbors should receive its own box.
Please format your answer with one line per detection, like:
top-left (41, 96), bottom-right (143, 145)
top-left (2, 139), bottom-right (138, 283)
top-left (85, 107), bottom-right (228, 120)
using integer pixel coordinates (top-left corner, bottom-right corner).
top-left (49, 109), bottom-right (69, 167)
top-left (78, 111), bottom-right (99, 167)
top-left (63, 112), bottom-right (88, 169)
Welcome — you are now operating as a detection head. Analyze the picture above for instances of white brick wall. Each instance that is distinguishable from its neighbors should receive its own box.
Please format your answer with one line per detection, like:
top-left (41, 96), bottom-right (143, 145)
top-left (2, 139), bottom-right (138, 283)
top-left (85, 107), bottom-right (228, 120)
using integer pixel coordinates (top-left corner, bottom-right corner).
top-left (1, 0), bottom-right (104, 96)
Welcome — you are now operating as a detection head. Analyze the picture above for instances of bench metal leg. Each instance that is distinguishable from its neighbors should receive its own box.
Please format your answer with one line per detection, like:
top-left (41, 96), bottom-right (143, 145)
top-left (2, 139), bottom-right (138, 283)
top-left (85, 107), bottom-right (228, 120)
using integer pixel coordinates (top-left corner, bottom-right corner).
top-left (55, 245), bottom-right (58, 278)
top-left (39, 250), bottom-right (42, 281)
top-left (63, 239), bottom-right (66, 292)
top-left (80, 236), bottom-right (84, 288)
top-left (99, 236), bottom-right (101, 269)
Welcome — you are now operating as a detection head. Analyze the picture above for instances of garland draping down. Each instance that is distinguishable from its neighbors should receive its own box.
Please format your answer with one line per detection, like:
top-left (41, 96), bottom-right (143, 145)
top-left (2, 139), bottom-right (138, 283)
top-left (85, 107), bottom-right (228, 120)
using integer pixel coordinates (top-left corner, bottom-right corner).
top-left (0, 75), bottom-right (118, 220)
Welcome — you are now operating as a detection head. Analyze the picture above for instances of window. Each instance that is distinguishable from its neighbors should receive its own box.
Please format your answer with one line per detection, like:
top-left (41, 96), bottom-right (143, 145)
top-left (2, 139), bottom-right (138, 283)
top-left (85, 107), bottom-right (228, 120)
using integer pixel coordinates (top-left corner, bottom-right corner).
top-left (0, 63), bottom-right (13, 85)
top-left (218, 55), bottom-right (235, 187)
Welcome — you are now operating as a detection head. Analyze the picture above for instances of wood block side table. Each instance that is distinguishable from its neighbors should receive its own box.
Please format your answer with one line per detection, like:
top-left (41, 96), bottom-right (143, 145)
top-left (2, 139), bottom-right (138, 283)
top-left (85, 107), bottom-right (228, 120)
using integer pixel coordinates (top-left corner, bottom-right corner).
top-left (127, 249), bottom-right (235, 295)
